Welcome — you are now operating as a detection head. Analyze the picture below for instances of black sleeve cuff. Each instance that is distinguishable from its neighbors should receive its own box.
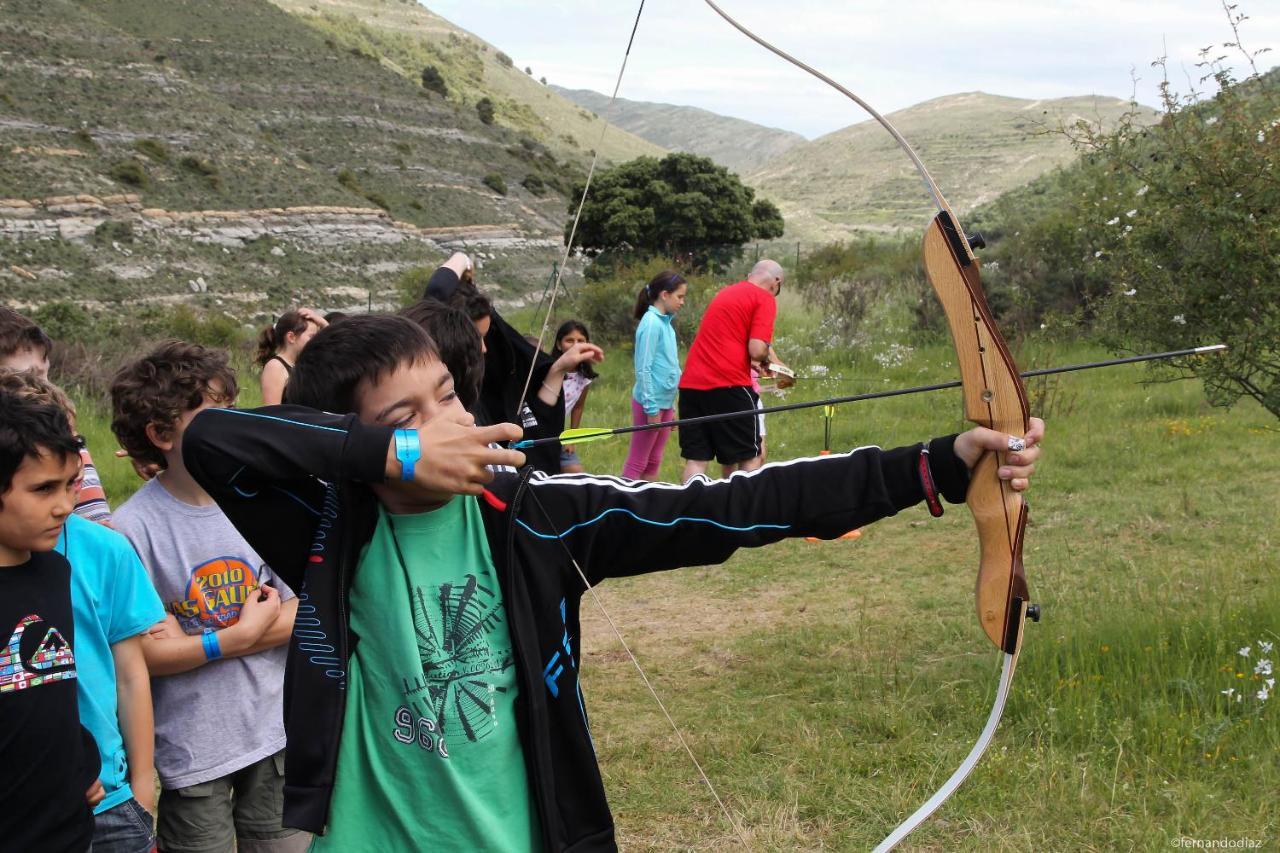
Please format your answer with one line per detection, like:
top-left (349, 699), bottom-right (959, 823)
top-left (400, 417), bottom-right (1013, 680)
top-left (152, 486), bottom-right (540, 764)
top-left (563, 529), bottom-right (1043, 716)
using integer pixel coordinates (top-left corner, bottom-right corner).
top-left (927, 434), bottom-right (971, 504)
top-left (344, 417), bottom-right (396, 483)
top-left (425, 267), bottom-right (460, 301)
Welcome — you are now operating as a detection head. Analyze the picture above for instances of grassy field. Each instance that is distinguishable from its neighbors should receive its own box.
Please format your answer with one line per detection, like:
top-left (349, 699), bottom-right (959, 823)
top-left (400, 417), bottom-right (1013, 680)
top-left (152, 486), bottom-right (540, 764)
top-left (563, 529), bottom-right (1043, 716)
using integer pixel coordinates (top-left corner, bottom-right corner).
top-left (71, 308), bottom-right (1276, 850)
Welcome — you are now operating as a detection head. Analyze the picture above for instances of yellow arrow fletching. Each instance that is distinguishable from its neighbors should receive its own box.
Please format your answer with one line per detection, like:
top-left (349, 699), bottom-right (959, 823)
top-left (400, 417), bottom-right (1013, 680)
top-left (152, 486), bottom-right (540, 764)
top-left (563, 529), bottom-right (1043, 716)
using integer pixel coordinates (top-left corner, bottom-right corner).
top-left (557, 427), bottom-right (617, 445)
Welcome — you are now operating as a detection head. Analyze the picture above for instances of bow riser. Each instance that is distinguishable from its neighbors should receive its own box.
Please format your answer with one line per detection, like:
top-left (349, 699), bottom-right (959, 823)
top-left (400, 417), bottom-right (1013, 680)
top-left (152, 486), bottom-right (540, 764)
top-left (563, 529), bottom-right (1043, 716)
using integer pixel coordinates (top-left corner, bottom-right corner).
top-left (922, 211), bottom-right (1032, 652)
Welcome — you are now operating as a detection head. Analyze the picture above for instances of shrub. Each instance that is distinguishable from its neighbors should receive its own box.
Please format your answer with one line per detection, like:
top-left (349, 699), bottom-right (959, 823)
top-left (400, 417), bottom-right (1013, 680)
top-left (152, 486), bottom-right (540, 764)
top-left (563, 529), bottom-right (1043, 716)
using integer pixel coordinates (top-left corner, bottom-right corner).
top-left (496, 51), bottom-right (513, 67)
top-left (420, 65), bottom-right (447, 97)
top-left (109, 160), bottom-right (149, 187)
top-left (476, 97), bottom-right (495, 125)
top-left (482, 173), bottom-right (507, 195)
top-left (132, 138), bottom-right (170, 162)
top-left (521, 173), bottom-right (546, 195)
top-left (92, 220), bottom-right (134, 245)
top-left (179, 155), bottom-right (218, 176)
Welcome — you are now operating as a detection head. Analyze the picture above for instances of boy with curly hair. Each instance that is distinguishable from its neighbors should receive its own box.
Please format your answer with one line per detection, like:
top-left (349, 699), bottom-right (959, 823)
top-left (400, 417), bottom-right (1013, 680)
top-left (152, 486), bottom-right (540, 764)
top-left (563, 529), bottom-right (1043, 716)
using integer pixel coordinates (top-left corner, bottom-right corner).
top-left (110, 341), bottom-right (306, 853)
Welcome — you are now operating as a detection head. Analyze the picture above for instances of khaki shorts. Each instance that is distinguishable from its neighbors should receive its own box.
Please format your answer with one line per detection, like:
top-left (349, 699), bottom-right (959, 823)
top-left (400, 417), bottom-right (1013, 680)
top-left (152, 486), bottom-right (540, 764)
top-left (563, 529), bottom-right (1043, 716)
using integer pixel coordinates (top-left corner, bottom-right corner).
top-left (157, 751), bottom-right (309, 853)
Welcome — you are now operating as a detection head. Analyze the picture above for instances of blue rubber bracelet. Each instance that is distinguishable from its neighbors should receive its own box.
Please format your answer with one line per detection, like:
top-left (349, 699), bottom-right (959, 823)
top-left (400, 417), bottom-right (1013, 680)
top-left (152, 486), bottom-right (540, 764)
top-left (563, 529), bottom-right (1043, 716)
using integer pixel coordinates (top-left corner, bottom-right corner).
top-left (201, 628), bottom-right (222, 661)
top-left (394, 428), bottom-right (421, 482)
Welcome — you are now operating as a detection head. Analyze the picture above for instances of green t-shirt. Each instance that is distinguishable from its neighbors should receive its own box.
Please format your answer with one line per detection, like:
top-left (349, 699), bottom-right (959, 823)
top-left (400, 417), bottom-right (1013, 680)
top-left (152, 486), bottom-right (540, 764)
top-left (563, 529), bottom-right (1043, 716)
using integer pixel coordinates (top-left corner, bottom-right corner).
top-left (312, 496), bottom-right (541, 852)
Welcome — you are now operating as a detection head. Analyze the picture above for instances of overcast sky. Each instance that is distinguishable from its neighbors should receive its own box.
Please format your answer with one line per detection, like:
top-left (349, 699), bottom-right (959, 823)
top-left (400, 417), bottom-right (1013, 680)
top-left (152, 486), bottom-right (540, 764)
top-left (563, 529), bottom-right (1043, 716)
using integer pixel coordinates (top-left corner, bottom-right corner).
top-left (424, 1), bottom-right (1279, 138)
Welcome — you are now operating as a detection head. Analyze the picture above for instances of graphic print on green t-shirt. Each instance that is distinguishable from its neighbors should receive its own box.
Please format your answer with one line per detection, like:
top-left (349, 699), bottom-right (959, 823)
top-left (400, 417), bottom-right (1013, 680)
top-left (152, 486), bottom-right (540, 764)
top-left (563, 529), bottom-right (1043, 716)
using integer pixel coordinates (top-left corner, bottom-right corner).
top-left (403, 568), bottom-right (511, 750)
top-left (313, 496), bottom-right (541, 852)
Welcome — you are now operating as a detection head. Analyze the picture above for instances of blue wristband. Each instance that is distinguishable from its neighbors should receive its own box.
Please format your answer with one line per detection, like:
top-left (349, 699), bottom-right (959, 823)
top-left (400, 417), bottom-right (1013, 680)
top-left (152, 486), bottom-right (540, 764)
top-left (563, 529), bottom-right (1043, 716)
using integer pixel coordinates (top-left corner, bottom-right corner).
top-left (201, 628), bottom-right (222, 661)
top-left (394, 429), bottom-right (421, 482)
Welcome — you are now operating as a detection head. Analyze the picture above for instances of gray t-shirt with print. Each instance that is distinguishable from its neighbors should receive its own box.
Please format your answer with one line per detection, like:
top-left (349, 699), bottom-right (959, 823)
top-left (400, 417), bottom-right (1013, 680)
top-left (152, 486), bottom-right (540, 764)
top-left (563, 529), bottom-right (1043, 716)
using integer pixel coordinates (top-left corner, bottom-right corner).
top-left (114, 478), bottom-right (293, 789)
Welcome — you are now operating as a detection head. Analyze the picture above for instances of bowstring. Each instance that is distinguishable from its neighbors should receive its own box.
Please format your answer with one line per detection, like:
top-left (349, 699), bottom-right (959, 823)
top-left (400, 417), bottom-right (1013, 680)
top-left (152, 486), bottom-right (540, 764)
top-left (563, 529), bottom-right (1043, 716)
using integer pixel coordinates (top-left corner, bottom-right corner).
top-left (526, 488), bottom-right (753, 849)
top-left (513, 0), bottom-right (648, 421)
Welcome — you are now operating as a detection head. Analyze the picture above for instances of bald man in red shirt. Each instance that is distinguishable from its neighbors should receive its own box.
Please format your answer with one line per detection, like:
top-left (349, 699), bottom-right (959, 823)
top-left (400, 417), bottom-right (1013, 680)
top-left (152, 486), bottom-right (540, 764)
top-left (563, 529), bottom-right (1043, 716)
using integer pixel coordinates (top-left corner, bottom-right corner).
top-left (677, 259), bottom-right (789, 482)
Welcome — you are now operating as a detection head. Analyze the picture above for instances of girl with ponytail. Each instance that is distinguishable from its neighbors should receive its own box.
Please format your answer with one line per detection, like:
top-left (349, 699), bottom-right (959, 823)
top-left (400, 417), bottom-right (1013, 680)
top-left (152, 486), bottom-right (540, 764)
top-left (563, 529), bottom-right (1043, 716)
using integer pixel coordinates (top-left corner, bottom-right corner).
top-left (623, 270), bottom-right (687, 480)
top-left (256, 307), bottom-right (326, 405)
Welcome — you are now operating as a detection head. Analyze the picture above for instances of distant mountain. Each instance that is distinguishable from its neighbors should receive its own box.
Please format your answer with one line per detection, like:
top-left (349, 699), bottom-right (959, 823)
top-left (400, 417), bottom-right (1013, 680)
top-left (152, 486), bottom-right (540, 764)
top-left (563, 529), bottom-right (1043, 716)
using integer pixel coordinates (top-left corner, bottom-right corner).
top-left (552, 86), bottom-right (806, 175)
top-left (748, 92), bottom-right (1158, 240)
top-left (272, 0), bottom-right (665, 168)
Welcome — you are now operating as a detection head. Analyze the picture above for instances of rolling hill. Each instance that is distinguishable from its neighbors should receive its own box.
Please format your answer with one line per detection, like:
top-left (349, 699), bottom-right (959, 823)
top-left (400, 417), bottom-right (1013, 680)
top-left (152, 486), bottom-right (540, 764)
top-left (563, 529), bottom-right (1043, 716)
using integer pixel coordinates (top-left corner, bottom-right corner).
top-left (550, 85), bottom-right (806, 174)
top-left (748, 92), bottom-right (1157, 240)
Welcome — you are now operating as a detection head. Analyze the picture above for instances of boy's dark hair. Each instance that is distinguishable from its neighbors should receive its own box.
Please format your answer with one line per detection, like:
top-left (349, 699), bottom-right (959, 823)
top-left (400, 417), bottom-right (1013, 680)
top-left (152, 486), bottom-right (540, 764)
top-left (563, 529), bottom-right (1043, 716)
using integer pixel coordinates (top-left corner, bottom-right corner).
top-left (0, 389), bottom-right (79, 499)
top-left (285, 314), bottom-right (438, 415)
top-left (0, 306), bottom-right (53, 361)
top-left (399, 300), bottom-right (483, 411)
top-left (446, 281), bottom-right (493, 323)
top-left (110, 341), bottom-right (238, 470)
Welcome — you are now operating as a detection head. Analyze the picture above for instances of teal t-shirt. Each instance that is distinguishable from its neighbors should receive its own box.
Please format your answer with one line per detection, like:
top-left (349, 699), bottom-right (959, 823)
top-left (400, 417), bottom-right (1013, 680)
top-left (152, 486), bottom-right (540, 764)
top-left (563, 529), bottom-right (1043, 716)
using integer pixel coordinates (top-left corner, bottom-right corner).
top-left (313, 496), bottom-right (541, 852)
top-left (60, 513), bottom-right (166, 814)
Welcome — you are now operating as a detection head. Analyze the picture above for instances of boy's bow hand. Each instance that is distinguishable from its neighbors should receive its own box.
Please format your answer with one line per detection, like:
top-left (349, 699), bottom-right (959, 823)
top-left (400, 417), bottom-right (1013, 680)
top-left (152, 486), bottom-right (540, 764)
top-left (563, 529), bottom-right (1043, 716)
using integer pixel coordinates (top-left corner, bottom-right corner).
top-left (953, 417), bottom-right (1045, 492)
top-left (409, 414), bottom-right (525, 496)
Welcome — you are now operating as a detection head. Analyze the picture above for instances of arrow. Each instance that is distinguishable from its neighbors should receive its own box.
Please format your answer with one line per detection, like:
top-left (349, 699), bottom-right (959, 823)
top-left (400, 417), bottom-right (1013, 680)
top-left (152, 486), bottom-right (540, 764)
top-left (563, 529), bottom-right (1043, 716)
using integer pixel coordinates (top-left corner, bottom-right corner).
top-left (513, 344), bottom-right (1227, 450)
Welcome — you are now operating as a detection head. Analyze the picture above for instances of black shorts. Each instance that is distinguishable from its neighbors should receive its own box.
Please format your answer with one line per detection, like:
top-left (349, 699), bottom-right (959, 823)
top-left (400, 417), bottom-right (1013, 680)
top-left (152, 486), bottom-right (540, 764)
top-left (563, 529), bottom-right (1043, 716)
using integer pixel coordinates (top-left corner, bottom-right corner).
top-left (677, 386), bottom-right (761, 465)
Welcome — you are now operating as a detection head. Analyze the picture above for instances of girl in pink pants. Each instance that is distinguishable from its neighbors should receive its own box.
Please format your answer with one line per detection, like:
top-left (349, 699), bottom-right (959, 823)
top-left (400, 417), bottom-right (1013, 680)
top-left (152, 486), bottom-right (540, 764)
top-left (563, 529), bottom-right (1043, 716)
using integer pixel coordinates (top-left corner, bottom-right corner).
top-left (623, 270), bottom-right (688, 480)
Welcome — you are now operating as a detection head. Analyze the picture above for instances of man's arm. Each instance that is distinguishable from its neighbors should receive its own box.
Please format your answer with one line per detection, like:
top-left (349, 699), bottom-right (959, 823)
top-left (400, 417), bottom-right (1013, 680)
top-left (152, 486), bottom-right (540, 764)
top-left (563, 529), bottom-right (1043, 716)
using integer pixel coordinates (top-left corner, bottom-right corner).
top-left (747, 338), bottom-right (769, 366)
top-left (111, 635), bottom-right (155, 814)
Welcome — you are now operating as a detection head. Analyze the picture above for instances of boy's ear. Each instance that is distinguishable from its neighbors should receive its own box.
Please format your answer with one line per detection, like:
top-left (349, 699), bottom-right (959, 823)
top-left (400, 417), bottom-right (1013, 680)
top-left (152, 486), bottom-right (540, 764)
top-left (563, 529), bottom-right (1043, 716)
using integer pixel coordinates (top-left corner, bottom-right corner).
top-left (144, 421), bottom-right (175, 453)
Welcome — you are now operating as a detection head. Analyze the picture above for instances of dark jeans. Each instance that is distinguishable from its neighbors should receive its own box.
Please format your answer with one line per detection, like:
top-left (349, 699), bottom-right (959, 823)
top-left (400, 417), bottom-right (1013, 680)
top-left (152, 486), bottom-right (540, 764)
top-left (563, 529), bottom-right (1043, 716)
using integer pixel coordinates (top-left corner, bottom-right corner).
top-left (92, 797), bottom-right (156, 853)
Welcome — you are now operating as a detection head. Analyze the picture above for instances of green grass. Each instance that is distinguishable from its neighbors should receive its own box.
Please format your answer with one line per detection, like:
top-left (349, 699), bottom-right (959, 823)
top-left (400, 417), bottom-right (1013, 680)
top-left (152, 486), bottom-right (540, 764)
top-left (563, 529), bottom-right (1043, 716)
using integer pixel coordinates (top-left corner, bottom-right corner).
top-left (68, 310), bottom-right (1278, 849)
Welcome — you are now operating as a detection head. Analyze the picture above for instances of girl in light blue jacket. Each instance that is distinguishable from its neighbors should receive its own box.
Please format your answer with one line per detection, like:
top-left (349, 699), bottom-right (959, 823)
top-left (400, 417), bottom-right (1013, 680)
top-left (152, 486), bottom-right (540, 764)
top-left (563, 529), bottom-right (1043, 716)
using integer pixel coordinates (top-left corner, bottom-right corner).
top-left (623, 270), bottom-right (687, 480)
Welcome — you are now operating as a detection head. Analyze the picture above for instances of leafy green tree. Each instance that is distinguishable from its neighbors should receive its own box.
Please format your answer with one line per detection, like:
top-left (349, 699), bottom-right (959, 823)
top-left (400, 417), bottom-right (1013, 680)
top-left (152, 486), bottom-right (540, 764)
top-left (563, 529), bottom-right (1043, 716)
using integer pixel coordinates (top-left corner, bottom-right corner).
top-left (566, 153), bottom-right (785, 259)
top-left (1070, 37), bottom-right (1280, 417)
top-left (482, 173), bottom-right (507, 195)
top-left (476, 97), bottom-right (495, 125)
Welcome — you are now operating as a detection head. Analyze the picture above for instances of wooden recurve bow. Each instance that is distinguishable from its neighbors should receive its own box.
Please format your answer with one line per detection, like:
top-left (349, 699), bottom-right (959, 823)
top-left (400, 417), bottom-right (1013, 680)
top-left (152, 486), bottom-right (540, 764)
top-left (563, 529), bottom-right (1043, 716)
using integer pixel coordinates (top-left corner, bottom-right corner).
top-left (702, 3), bottom-right (1039, 849)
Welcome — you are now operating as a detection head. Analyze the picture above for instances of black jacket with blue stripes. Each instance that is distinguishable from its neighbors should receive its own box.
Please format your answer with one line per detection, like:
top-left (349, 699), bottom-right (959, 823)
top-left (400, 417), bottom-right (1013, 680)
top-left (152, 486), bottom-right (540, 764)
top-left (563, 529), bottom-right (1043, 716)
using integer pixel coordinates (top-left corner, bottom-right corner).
top-left (183, 405), bottom-right (971, 852)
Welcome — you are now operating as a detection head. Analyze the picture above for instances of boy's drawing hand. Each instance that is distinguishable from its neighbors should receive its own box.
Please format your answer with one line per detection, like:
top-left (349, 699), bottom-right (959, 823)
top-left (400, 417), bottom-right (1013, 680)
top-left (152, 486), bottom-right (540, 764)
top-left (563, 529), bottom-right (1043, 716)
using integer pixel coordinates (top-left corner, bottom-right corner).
top-left (954, 417), bottom-right (1045, 492)
top-left (410, 414), bottom-right (525, 496)
top-left (230, 583), bottom-right (280, 645)
top-left (86, 779), bottom-right (105, 808)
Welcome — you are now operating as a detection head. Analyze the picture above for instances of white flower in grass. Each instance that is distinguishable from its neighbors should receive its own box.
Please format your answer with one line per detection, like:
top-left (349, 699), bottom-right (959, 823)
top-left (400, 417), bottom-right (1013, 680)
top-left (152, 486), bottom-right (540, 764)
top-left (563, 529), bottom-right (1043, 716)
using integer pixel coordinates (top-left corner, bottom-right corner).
top-left (1259, 130), bottom-right (1267, 143)
top-left (1122, 288), bottom-right (1138, 297)
top-left (1255, 659), bottom-right (1273, 676)
top-left (1172, 315), bottom-right (1187, 325)
top-left (1222, 688), bottom-right (1236, 698)
top-left (1257, 687), bottom-right (1270, 701)
top-left (1124, 225), bottom-right (1133, 233)
top-left (1259, 640), bottom-right (1273, 654)
top-left (1239, 646), bottom-right (1252, 658)
top-left (1206, 116), bottom-right (1219, 125)
top-left (1094, 250), bottom-right (1104, 258)
top-left (1106, 216), bottom-right (1120, 225)
top-left (1126, 209), bottom-right (1138, 218)
top-left (1267, 678), bottom-right (1276, 688)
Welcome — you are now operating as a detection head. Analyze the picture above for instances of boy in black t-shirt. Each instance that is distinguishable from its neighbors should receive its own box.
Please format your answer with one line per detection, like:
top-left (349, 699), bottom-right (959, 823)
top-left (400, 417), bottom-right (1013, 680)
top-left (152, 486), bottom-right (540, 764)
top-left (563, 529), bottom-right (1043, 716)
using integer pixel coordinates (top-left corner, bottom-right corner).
top-left (0, 390), bottom-right (104, 852)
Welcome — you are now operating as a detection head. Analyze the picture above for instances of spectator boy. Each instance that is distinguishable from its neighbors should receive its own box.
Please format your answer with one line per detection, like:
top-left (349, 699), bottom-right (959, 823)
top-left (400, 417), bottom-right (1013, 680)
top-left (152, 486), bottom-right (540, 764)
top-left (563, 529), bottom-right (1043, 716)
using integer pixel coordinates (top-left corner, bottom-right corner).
top-left (177, 314), bottom-right (1042, 850)
top-left (0, 390), bottom-right (104, 851)
top-left (0, 370), bottom-right (164, 852)
top-left (110, 341), bottom-right (305, 853)
top-left (0, 306), bottom-right (112, 524)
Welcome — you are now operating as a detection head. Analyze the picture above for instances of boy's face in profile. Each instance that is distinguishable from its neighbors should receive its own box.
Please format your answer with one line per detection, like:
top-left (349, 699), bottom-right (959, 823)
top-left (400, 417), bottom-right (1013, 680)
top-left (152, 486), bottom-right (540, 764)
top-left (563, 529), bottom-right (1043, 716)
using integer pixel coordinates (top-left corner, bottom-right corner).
top-left (0, 447), bottom-right (80, 563)
top-left (1, 346), bottom-right (50, 380)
